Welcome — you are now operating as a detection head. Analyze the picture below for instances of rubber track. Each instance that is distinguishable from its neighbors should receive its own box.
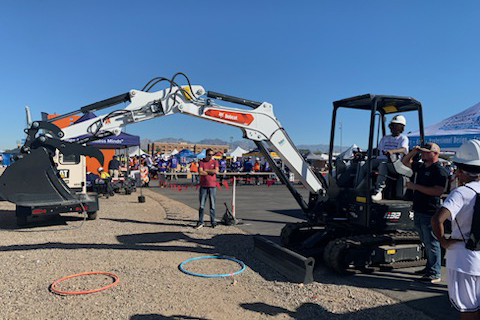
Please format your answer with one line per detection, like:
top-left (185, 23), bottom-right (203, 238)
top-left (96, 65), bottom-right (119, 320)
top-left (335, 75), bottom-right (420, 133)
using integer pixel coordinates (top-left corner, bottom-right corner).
top-left (280, 222), bottom-right (323, 247)
top-left (325, 231), bottom-right (422, 273)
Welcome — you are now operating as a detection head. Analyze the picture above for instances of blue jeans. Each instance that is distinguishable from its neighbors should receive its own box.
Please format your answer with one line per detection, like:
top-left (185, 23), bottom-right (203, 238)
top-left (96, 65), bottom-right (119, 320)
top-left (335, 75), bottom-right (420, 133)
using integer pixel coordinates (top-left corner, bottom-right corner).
top-left (191, 174), bottom-right (199, 184)
top-left (414, 212), bottom-right (441, 278)
top-left (198, 187), bottom-right (216, 224)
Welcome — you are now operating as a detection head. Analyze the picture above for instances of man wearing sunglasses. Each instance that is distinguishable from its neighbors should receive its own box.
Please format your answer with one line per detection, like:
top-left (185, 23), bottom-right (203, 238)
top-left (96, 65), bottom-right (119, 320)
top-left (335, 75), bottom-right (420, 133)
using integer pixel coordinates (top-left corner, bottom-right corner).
top-left (194, 149), bottom-right (219, 229)
top-left (402, 142), bottom-right (449, 283)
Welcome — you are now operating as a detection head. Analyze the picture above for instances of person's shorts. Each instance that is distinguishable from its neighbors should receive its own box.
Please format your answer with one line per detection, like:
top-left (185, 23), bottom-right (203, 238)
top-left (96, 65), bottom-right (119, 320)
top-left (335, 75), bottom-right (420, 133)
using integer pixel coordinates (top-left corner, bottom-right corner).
top-left (447, 268), bottom-right (480, 312)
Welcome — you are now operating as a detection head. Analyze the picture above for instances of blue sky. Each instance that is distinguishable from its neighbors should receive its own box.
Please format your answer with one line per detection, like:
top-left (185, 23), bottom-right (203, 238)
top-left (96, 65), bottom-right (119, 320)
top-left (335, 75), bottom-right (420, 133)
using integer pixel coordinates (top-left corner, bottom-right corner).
top-left (1, 1), bottom-right (479, 150)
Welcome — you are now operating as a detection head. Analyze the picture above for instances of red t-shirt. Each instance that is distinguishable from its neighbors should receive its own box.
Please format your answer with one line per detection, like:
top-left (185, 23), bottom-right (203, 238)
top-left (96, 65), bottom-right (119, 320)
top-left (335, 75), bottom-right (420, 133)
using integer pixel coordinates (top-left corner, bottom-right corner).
top-left (199, 159), bottom-right (218, 187)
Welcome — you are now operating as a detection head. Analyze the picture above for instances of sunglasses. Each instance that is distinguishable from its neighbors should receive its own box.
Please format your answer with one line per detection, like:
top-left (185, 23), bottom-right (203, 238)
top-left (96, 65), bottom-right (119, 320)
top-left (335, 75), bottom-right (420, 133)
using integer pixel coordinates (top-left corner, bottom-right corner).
top-left (207, 154), bottom-right (214, 156)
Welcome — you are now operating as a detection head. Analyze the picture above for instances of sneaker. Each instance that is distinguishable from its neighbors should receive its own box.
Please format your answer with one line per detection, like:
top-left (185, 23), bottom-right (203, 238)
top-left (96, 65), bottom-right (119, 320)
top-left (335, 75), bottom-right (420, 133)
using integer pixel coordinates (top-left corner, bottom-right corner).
top-left (372, 191), bottom-right (383, 201)
top-left (193, 223), bottom-right (204, 230)
top-left (211, 223), bottom-right (217, 228)
top-left (413, 268), bottom-right (427, 275)
top-left (418, 275), bottom-right (441, 284)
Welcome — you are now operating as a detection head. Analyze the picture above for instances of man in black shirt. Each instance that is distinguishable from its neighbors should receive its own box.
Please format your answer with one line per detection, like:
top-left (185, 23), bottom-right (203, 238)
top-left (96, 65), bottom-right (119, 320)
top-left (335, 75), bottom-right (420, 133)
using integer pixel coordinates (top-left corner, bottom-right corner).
top-left (108, 155), bottom-right (121, 178)
top-left (402, 143), bottom-right (449, 283)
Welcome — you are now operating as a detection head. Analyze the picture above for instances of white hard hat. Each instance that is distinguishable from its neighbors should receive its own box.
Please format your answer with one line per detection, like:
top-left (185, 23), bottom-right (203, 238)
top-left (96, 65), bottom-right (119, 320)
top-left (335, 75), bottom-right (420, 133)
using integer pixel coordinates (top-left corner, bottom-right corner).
top-left (97, 167), bottom-right (104, 172)
top-left (452, 139), bottom-right (480, 167)
top-left (390, 115), bottom-right (406, 126)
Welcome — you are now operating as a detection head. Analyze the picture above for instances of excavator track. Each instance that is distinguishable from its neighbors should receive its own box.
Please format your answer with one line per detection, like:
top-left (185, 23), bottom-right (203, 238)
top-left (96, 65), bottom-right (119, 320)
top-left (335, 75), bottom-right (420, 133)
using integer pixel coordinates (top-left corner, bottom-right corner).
top-left (280, 222), bottom-right (322, 247)
top-left (323, 231), bottom-right (423, 273)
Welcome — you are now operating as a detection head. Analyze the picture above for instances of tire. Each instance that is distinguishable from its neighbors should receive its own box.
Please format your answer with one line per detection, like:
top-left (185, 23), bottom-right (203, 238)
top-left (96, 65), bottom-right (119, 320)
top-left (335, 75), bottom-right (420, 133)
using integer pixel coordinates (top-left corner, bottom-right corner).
top-left (324, 238), bottom-right (350, 274)
top-left (87, 211), bottom-right (98, 220)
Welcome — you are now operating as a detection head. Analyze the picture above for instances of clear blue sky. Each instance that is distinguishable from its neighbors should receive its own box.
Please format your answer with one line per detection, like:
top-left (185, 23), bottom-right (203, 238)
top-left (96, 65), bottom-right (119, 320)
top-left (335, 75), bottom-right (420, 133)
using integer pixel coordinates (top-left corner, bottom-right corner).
top-left (1, 1), bottom-right (479, 150)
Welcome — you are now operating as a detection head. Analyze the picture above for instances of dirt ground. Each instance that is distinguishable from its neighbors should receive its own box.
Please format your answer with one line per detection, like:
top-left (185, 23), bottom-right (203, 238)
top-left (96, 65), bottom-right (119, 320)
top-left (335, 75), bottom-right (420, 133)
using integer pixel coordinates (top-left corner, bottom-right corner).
top-left (0, 189), bottom-right (434, 320)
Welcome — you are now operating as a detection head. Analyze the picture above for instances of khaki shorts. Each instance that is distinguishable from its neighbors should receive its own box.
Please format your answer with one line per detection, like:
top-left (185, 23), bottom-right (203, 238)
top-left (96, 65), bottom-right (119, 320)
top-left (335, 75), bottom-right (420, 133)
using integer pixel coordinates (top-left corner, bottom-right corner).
top-left (448, 268), bottom-right (480, 313)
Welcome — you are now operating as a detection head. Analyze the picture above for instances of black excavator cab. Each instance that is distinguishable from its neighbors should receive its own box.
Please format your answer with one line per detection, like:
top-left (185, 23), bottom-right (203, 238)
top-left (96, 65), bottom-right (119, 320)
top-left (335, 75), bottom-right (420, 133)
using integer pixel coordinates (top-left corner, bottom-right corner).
top-left (271, 94), bottom-right (428, 278)
top-left (324, 94), bottom-right (425, 232)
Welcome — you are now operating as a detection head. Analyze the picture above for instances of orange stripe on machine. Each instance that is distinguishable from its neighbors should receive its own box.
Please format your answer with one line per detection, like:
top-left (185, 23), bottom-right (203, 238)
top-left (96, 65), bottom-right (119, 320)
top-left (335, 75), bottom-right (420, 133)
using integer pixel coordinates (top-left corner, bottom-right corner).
top-left (204, 110), bottom-right (254, 125)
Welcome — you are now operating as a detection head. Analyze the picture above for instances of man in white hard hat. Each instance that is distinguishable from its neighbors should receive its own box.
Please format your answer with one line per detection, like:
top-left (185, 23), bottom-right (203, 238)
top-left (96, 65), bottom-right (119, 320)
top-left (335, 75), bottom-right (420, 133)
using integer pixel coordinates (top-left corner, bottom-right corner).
top-left (403, 142), bottom-right (449, 284)
top-left (432, 140), bottom-right (480, 317)
top-left (358, 115), bottom-right (409, 200)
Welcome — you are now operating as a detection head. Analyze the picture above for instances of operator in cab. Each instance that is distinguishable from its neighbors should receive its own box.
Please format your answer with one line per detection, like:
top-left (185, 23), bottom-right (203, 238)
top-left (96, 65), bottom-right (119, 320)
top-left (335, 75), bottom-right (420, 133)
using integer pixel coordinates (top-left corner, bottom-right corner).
top-left (357, 115), bottom-right (409, 200)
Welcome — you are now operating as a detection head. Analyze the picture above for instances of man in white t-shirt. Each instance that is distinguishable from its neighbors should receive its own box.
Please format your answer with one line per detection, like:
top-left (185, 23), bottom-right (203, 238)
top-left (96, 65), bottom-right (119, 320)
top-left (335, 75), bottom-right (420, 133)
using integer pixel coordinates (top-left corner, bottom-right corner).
top-left (357, 115), bottom-right (409, 200)
top-left (432, 140), bottom-right (480, 318)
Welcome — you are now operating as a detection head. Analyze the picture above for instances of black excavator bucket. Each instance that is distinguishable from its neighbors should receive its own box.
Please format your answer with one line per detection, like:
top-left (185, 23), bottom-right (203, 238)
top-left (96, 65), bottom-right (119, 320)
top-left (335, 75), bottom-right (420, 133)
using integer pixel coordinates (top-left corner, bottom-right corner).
top-left (0, 146), bottom-right (102, 207)
top-left (0, 119), bottom-right (104, 208)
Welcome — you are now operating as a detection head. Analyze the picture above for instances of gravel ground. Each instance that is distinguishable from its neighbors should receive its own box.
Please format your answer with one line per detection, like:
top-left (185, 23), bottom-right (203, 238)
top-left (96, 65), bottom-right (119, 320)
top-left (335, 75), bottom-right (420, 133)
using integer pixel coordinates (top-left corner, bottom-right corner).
top-left (0, 190), bottom-right (433, 320)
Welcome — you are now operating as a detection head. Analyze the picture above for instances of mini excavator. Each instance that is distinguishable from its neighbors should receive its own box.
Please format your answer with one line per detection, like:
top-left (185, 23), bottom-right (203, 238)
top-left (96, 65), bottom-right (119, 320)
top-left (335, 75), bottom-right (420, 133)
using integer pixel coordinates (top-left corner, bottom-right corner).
top-left (4, 73), bottom-right (426, 280)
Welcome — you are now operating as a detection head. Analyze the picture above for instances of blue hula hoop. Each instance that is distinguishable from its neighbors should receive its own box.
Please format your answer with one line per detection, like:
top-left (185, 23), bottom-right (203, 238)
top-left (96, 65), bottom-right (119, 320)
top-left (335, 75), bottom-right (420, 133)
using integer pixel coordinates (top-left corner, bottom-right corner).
top-left (178, 255), bottom-right (246, 278)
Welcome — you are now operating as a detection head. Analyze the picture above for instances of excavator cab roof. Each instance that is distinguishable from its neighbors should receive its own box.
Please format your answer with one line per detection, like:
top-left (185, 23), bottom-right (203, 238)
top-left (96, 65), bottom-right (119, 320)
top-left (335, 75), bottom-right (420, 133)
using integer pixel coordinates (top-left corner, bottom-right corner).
top-left (333, 94), bottom-right (422, 114)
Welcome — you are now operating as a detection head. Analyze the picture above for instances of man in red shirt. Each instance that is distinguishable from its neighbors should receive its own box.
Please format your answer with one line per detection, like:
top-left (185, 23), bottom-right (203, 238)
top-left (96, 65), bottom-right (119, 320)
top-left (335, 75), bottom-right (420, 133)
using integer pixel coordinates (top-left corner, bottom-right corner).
top-left (194, 149), bottom-right (219, 229)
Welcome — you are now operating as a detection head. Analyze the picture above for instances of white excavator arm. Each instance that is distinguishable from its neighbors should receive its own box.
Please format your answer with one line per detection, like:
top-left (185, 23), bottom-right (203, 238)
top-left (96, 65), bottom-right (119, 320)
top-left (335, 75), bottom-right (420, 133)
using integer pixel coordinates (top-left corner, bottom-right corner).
top-left (59, 78), bottom-right (326, 198)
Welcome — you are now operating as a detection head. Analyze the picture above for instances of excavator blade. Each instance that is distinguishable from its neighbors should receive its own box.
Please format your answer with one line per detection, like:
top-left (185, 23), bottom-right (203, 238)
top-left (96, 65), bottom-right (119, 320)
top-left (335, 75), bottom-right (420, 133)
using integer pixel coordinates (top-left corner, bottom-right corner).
top-left (0, 147), bottom-right (85, 206)
top-left (253, 236), bottom-right (315, 284)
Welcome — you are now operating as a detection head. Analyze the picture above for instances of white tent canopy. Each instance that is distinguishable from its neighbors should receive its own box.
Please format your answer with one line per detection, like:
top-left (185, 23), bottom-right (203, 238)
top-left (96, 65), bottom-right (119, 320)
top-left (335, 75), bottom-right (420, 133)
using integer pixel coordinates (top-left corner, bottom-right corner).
top-left (226, 146), bottom-right (248, 158)
top-left (128, 146), bottom-right (149, 157)
top-left (306, 152), bottom-right (328, 161)
top-left (408, 102), bottom-right (480, 152)
top-left (336, 144), bottom-right (359, 160)
top-left (171, 149), bottom-right (179, 155)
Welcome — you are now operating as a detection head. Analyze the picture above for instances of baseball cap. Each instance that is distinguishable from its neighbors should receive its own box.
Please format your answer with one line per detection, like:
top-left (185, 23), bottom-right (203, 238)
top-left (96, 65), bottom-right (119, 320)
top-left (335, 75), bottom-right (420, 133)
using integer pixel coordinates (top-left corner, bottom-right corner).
top-left (418, 142), bottom-right (440, 153)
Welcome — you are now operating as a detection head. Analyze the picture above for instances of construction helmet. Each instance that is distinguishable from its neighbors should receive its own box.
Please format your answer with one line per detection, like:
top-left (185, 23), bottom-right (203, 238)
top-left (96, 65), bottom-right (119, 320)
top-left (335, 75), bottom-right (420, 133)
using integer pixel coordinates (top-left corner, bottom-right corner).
top-left (452, 140), bottom-right (480, 167)
top-left (390, 115), bottom-right (406, 126)
top-left (97, 167), bottom-right (104, 172)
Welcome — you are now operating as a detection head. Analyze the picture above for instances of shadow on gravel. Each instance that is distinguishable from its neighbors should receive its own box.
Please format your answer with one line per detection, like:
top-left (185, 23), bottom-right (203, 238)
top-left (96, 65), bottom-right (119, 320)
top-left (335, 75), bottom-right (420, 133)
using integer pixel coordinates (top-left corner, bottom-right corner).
top-left (116, 231), bottom-right (290, 282)
top-left (312, 268), bottom-right (452, 320)
top-left (131, 314), bottom-right (210, 320)
top-left (314, 268), bottom-right (447, 294)
top-left (240, 300), bottom-right (444, 320)
top-left (0, 230), bottom-right (290, 283)
top-left (101, 217), bottom-right (198, 228)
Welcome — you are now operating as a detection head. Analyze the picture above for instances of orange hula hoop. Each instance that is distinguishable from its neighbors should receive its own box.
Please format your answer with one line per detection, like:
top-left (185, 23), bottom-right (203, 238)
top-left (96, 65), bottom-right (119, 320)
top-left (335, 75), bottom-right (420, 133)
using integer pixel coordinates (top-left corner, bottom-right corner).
top-left (50, 272), bottom-right (119, 295)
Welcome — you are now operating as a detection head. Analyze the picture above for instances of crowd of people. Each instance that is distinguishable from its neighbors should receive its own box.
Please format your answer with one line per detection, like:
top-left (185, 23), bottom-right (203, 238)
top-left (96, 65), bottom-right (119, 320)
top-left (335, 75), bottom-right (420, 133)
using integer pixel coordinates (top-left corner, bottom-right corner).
top-left (123, 153), bottom-right (277, 185)
top-left (85, 152), bottom-right (280, 191)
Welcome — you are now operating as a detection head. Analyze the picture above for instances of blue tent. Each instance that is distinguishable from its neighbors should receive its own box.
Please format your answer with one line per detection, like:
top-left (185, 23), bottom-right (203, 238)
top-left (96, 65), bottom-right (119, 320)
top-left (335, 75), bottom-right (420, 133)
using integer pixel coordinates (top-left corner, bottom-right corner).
top-left (74, 111), bottom-right (97, 123)
top-left (70, 133), bottom-right (140, 149)
top-left (195, 149), bottom-right (206, 159)
top-left (408, 101), bottom-right (480, 152)
top-left (176, 149), bottom-right (194, 157)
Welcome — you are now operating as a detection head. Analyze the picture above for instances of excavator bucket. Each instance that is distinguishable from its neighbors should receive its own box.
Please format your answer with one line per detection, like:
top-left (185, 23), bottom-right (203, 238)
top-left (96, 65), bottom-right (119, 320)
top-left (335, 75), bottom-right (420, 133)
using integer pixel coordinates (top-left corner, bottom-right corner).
top-left (0, 120), bottom-right (105, 208)
top-left (0, 146), bottom-right (103, 207)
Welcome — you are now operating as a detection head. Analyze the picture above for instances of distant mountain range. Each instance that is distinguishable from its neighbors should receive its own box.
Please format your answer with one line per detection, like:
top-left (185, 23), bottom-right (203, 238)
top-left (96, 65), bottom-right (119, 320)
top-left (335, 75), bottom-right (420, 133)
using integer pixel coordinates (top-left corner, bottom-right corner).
top-left (141, 137), bottom-right (343, 153)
